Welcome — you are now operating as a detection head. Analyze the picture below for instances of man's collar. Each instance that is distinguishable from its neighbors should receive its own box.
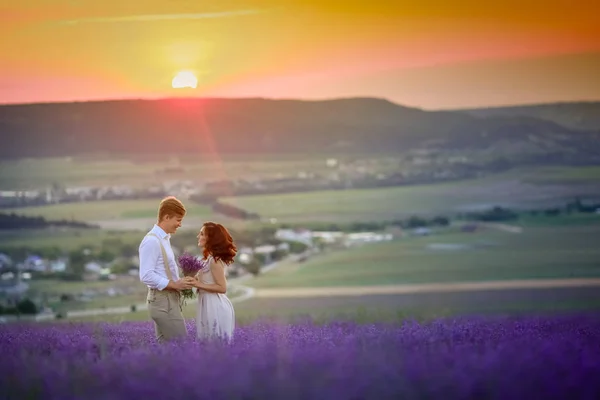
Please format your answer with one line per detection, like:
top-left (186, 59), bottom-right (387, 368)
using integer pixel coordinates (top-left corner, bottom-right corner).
top-left (152, 224), bottom-right (170, 239)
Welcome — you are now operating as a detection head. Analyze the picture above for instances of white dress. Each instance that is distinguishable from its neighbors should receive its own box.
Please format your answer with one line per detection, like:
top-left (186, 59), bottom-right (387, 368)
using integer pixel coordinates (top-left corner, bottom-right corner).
top-left (195, 257), bottom-right (235, 341)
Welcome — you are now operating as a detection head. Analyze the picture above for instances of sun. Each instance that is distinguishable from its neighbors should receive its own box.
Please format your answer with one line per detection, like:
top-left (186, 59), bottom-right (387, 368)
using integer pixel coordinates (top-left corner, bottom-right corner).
top-left (171, 71), bottom-right (198, 89)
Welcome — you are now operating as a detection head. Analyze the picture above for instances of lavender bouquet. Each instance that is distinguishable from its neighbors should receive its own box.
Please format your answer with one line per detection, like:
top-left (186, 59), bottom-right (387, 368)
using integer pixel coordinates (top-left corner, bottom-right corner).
top-left (177, 253), bottom-right (206, 303)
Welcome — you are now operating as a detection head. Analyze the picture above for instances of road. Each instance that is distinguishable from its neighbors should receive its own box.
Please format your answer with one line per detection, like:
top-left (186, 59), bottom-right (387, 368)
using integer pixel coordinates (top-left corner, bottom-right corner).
top-left (236, 286), bottom-right (600, 316)
top-left (251, 278), bottom-right (600, 298)
top-left (61, 284), bottom-right (256, 319)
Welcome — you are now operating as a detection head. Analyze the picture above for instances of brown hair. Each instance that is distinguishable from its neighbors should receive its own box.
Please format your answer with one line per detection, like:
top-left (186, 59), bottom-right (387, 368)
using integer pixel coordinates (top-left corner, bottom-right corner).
top-left (202, 222), bottom-right (237, 265)
top-left (158, 196), bottom-right (186, 221)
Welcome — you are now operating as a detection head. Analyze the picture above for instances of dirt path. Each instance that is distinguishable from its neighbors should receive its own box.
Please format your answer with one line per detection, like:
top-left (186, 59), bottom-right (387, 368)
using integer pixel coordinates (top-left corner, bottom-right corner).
top-left (480, 222), bottom-right (524, 233)
top-left (252, 278), bottom-right (600, 298)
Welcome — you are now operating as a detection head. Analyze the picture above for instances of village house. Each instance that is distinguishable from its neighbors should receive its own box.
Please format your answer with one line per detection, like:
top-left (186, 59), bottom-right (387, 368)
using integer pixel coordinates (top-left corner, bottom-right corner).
top-left (275, 228), bottom-right (313, 247)
top-left (0, 253), bottom-right (12, 268)
top-left (344, 232), bottom-right (394, 247)
top-left (311, 231), bottom-right (345, 244)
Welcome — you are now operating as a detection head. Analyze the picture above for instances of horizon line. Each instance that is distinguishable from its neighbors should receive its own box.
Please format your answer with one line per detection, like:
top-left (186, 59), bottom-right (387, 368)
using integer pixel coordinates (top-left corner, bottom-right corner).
top-left (1, 95), bottom-right (599, 111)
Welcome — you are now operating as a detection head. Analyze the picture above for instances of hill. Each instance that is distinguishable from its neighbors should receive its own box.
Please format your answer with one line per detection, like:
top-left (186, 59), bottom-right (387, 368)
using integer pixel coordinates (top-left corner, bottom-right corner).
top-left (1, 97), bottom-right (599, 166)
top-left (457, 101), bottom-right (600, 132)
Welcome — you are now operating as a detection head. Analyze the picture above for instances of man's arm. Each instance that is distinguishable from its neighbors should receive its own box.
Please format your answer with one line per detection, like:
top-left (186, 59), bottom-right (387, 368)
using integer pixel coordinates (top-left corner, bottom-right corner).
top-left (139, 237), bottom-right (194, 291)
top-left (164, 278), bottom-right (194, 291)
top-left (139, 237), bottom-right (170, 290)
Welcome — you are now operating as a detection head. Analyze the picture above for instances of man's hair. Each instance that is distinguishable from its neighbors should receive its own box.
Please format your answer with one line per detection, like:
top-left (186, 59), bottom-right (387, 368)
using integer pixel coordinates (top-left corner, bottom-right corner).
top-left (158, 196), bottom-right (186, 221)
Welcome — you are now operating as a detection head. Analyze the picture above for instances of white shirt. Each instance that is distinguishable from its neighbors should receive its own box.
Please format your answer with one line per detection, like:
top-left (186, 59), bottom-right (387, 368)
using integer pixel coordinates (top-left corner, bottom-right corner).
top-left (138, 224), bottom-right (180, 290)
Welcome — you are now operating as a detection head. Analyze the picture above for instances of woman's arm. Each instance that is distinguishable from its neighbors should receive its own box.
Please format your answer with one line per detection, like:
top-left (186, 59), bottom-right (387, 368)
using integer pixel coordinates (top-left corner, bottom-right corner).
top-left (194, 259), bottom-right (227, 294)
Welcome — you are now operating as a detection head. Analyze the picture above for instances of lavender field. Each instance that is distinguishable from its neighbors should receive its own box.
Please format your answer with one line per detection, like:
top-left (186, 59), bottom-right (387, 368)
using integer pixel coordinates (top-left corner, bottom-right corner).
top-left (1, 313), bottom-right (600, 399)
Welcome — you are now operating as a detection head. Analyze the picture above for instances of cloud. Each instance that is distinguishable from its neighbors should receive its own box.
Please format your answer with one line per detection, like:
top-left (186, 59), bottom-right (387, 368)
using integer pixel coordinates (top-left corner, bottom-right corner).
top-left (60, 9), bottom-right (264, 25)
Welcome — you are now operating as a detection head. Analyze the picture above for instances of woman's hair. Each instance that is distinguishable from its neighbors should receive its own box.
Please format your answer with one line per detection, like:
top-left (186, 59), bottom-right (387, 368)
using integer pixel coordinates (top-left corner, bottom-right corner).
top-left (202, 222), bottom-right (237, 265)
top-left (158, 196), bottom-right (186, 221)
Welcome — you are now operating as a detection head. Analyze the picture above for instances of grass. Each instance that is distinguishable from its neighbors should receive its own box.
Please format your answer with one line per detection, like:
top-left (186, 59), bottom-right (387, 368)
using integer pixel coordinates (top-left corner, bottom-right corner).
top-left (517, 213), bottom-right (600, 227)
top-left (26, 277), bottom-right (147, 312)
top-left (65, 292), bottom-right (600, 325)
top-left (27, 277), bottom-right (249, 313)
top-left (1, 199), bottom-right (212, 221)
top-left (4, 161), bottom-right (600, 228)
top-left (51, 294), bottom-right (146, 312)
top-left (0, 155), bottom-right (339, 190)
top-left (28, 277), bottom-right (140, 295)
top-left (246, 225), bottom-right (600, 288)
top-left (520, 165), bottom-right (600, 184)
top-left (39, 223), bottom-right (600, 324)
top-left (221, 172), bottom-right (600, 222)
top-left (0, 228), bottom-right (143, 251)
top-left (2, 157), bottom-right (599, 190)
top-left (223, 185), bottom-right (457, 221)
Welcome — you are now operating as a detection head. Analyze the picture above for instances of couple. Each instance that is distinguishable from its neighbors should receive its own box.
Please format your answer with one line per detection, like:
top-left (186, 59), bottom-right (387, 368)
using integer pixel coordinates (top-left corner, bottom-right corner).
top-left (138, 196), bottom-right (236, 343)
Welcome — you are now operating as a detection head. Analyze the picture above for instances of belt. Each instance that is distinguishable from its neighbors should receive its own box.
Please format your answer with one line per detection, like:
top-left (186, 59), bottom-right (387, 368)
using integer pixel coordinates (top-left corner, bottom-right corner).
top-left (148, 287), bottom-right (180, 294)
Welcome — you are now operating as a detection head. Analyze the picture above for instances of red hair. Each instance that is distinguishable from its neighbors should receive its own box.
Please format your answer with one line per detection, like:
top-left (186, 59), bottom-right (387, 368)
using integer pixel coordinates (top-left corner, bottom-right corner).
top-left (202, 222), bottom-right (237, 265)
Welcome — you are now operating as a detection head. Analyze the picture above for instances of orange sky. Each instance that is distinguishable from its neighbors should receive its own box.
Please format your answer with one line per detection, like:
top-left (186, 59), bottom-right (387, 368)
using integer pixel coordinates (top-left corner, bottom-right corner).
top-left (1, 0), bottom-right (599, 109)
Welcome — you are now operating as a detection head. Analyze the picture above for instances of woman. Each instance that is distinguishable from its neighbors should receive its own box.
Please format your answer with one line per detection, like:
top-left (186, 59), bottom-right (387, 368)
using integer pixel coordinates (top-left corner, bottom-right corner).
top-left (192, 222), bottom-right (237, 341)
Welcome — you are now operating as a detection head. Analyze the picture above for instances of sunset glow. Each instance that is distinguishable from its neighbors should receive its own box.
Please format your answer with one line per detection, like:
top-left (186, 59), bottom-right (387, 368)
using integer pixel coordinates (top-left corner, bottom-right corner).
top-left (172, 71), bottom-right (198, 89)
top-left (1, 1), bottom-right (599, 108)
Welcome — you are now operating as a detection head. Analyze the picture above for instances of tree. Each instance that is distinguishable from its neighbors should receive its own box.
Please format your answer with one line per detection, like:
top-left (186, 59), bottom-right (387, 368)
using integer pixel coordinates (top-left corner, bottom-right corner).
top-left (253, 253), bottom-right (267, 265)
top-left (97, 249), bottom-right (116, 263)
top-left (243, 259), bottom-right (261, 276)
top-left (544, 208), bottom-right (561, 216)
top-left (39, 246), bottom-right (63, 260)
top-left (407, 216), bottom-right (428, 228)
top-left (119, 244), bottom-right (138, 258)
top-left (271, 249), bottom-right (288, 261)
top-left (68, 249), bottom-right (88, 277)
top-left (468, 206), bottom-right (518, 222)
top-left (17, 298), bottom-right (37, 315)
top-left (171, 231), bottom-right (198, 251)
top-left (431, 216), bottom-right (450, 226)
top-left (287, 241), bottom-right (308, 254)
top-left (102, 237), bottom-right (123, 249)
top-left (110, 260), bottom-right (136, 275)
top-left (350, 221), bottom-right (383, 232)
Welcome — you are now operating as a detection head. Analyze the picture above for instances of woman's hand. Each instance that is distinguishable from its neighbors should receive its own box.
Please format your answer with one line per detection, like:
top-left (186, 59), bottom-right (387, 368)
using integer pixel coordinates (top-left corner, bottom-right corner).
top-left (183, 276), bottom-right (199, 288)
top-left (194, 279), bottom-right (204, 290)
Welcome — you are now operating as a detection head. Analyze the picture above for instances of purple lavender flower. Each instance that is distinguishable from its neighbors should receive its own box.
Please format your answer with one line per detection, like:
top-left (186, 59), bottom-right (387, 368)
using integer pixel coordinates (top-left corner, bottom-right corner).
top-left (177, 253), bottom-right (206, 302)
top-left (177, 253), bottom-right (205, 277)
top-left (1, 313), bottom-right (600, 399)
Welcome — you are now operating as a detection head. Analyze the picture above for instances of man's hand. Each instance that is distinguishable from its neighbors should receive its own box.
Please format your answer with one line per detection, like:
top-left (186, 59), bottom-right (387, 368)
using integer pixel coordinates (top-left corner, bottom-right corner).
top-left (167, 278), bottom-right (194, 291)
top-left (183, 276), bottom-right (198, 289)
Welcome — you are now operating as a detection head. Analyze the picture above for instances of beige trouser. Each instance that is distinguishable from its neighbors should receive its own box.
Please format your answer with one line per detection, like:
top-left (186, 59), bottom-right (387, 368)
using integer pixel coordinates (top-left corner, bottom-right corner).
top-left (147, 288), bottom-right (187, 342)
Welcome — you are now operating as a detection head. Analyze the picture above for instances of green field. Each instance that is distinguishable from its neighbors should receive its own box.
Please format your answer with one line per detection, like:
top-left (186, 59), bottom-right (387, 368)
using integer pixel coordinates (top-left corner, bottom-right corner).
top-left (2, 156), bottom-right (599, 190)
top-left (520, 165), bottom-right (600, 184)
top-left (246, 225), bottom-right (600, 288)
top-left (26, 276), bottom-right (249, 313)
top-left (66, 290), bottom-right (600, 325)
top-left (28, 277), bottom-right (141, 295)
top-left (2, 199), bottom-right (212, 221)
top-left (518, 213), bottom-right (600, 227)
top-left (221, 170), bottom-right (600, 222)
top-left (0, 155), bottom-right (340, 190)
top-left (3, 162), bottom-right (600, 227)
top-left (34, 222), bottom-right (600, 324)
top-left (0, 228), bottom-right (144, 251)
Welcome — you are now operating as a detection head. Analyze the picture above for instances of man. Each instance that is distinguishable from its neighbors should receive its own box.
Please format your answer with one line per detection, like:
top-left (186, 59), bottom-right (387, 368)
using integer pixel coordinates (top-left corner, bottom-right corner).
top-left (139, 196), bottom-right (194, 342)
